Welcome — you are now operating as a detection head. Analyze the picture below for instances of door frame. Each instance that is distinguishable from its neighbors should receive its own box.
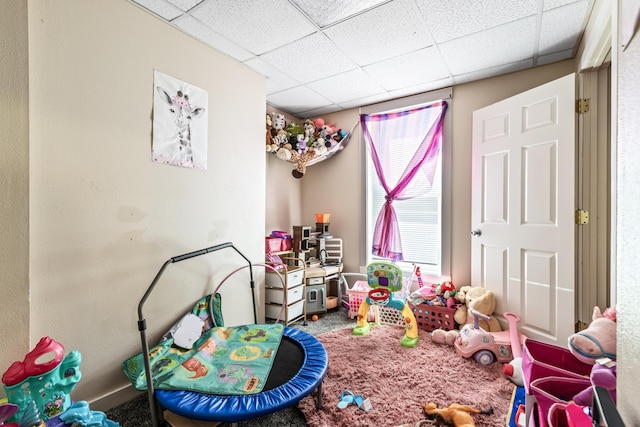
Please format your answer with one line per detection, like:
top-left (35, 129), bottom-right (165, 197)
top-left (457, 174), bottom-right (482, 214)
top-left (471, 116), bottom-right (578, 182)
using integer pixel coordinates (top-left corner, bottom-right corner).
top-left (576, 65), bottom-right (612, 328)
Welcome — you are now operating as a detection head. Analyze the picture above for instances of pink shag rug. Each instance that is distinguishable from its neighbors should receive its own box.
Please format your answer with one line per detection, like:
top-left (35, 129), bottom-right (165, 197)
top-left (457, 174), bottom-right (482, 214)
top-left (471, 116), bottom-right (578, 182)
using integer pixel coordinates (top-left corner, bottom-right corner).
top-left (298, 325), bottom-right (514, 427)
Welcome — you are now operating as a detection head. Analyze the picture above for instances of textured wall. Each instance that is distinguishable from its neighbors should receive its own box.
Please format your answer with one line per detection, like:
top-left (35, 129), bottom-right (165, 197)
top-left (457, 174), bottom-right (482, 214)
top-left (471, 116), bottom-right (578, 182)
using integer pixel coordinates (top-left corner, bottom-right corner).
top-left (0, 1), bottom-right (30, 398)
top-left (616, 0), bottom-right (640, 423)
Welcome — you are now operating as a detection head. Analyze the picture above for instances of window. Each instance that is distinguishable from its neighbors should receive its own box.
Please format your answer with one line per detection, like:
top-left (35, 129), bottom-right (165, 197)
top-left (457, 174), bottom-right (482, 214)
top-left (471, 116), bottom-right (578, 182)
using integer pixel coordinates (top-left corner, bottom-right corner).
top-left (362, 90), bottom-right (452, 278)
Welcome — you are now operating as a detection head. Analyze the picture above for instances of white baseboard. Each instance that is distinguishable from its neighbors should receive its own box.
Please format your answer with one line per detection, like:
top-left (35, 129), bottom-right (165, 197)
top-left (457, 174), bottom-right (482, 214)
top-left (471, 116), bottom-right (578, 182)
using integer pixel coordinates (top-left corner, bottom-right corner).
top-left (89, 384), bottom-right (146, 412)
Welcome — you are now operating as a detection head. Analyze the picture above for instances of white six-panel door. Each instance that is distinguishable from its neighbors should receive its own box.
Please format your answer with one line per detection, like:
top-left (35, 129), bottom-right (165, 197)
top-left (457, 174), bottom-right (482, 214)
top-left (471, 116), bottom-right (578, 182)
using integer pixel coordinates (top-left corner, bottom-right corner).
top-left (471, 73), bottom-right (576, 347)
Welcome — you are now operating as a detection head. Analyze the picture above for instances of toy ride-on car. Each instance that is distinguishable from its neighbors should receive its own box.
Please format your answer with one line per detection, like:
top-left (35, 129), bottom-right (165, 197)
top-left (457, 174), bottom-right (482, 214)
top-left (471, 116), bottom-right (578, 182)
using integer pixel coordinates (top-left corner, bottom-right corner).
top-left (454, 307), bottom-right (524, 365)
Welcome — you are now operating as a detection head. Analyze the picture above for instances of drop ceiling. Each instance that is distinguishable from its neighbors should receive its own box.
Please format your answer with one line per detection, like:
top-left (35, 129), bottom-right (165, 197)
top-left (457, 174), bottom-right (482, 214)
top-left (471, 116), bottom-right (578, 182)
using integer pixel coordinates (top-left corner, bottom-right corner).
top-left (130, 0), bottom-right (594, 117)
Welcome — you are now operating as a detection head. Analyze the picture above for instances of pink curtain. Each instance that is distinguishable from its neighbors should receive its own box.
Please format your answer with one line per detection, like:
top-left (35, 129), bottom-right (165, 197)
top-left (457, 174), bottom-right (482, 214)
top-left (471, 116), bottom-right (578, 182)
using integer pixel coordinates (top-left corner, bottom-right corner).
top-left (361, 100), bottom-right (447, 261)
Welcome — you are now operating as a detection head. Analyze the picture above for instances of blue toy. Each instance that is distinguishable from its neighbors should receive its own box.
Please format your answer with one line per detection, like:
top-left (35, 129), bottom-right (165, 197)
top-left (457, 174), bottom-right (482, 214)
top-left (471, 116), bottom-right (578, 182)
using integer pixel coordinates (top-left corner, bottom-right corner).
top-left (59, 401), bottom-right (120, 427)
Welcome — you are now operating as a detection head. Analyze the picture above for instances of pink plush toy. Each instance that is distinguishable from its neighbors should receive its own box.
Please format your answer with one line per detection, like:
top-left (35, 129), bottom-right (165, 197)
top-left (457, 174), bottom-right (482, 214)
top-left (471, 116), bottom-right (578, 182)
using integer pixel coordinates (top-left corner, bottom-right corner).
top-left (567, 306), bottom-right (617, 405)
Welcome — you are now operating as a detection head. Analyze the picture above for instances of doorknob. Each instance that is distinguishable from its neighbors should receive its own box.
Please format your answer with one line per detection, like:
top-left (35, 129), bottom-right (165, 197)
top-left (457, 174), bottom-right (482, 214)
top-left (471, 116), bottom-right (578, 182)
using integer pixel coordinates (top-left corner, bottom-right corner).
top-left (470, 229), bottom-right (482, 237)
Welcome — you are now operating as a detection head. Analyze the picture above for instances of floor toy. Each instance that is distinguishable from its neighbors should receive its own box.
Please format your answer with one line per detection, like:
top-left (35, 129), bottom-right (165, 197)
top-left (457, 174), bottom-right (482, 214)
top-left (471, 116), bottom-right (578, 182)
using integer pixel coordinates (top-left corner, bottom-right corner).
top-left (2, 337), bottom-right (81, 423)
top-left (422, 402), bottom-right (493, 427)
top-left (352, 261), bottom-right (419, 348)
top-left (454, 308), bottom-right (524, 365)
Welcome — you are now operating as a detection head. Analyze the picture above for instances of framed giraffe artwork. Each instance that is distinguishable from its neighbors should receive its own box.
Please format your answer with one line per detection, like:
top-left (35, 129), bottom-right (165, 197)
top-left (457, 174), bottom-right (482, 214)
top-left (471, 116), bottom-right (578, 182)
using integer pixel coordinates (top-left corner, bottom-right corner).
top-left (152, 70), bottom-right (209, 170)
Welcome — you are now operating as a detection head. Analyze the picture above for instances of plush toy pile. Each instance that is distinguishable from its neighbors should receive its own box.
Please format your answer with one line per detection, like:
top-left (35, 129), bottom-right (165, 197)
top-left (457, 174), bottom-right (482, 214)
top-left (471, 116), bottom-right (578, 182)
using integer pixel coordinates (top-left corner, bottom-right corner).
top-left (266, 113), bottom-right (348, 178)
top-left (429, 285), bottom-right (502, 346)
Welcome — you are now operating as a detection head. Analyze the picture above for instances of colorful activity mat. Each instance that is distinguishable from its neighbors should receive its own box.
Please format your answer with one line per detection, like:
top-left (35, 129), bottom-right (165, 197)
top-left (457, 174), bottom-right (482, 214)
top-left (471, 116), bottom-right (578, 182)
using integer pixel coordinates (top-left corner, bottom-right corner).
top-left (122, 294), bottom-right (284, 396)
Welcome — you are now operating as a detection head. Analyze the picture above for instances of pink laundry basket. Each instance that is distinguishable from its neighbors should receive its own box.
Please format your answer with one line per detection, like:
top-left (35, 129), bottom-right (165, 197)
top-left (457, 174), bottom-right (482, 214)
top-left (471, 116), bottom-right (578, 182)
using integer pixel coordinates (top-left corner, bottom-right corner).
top-left (529, 376), bottom-right (592, 427)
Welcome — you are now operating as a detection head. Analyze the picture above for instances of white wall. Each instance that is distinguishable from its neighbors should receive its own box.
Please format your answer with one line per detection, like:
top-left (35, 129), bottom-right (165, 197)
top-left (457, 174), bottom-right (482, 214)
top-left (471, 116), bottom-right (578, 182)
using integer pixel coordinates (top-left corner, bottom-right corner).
top-left (1, 0), bottom-right (266, 407)
top-left (615, 0), bottom-right (640, 423)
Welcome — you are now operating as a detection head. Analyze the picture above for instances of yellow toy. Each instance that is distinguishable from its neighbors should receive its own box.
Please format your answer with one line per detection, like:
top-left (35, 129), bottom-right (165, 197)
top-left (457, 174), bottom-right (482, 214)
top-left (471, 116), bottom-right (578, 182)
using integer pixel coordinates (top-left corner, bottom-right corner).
top-left (352, 261), bottom-right (418, 348)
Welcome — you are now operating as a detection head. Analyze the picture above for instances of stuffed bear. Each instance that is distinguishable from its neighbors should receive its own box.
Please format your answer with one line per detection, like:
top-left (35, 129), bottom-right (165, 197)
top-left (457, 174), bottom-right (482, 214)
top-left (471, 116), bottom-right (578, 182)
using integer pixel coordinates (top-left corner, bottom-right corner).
top-left (568, 306), bottom-right (617, 406)
top-left (431, 328), bottom-right (458, 346)
top-left (453, 286), bottom-right (502, 332)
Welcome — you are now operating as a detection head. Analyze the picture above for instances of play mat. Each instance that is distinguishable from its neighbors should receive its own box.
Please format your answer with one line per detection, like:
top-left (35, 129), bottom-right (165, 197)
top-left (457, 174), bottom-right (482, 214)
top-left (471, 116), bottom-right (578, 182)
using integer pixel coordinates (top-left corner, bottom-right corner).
top-left (122, 293), bottom-right (284, 396)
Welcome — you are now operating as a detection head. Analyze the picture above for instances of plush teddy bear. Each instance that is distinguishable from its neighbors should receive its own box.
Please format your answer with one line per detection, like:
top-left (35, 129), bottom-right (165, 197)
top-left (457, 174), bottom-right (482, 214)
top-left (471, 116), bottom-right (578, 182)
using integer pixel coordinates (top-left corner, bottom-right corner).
top-left (431, 328), bottom-right (458, 346)
top-left (453, 286), bottom-right (502, 332)
top-left (568, 306), bottom-right (617, 406)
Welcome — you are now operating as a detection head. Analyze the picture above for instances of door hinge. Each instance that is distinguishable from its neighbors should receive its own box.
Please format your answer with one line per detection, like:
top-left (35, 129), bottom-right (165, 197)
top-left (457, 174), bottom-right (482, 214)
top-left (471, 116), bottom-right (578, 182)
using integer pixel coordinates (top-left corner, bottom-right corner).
top-left (575, 320), bottom-right (589, 332)
top-left (575, 209), bottom-right (589, 225)
top-left (576, 98), bottom-right (590, 114)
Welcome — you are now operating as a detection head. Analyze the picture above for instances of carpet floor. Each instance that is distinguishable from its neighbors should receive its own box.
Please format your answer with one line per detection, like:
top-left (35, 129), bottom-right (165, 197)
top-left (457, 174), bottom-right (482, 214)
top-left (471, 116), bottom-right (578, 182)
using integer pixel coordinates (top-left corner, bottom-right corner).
top-left (106, 308), bottom-right (513, 426)
top-left (105, 308), bottom-right (354, 427)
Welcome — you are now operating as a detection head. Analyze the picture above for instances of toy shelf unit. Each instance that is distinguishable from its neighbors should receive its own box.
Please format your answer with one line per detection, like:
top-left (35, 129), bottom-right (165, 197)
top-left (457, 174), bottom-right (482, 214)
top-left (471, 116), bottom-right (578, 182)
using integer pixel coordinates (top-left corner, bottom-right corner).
top-left (346, 279), bottom-right (412, 326)
top-left (264, 256), bottom-right (306, 326)
top-left (304, 262), bottom-right (342, 315)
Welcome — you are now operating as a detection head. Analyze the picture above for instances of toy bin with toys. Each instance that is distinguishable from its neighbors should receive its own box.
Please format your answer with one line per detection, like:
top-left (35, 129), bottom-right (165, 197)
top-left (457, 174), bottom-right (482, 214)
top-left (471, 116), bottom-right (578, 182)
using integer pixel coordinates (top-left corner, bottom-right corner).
top-left (347, 276), bottom-right (412, 326)
top-left (409, 303), bottom-right (458, 332)
top-left (521, 339), bottom-right (593, 427)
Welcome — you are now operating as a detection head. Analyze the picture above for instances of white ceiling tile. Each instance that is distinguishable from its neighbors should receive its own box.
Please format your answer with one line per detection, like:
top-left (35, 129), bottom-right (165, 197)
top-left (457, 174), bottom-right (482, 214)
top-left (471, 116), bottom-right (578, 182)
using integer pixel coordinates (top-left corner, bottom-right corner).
top-left (190, 0), bottom-right (316, 55)
top-left (452, 58), bottom-right (534, 84)
top-left (338, 92), bottom-right (395, 110)
top-left (167, 0), bottom-right (201, 12)
top-left (387, 77), bottom-right (454, 99)
top-left (131, 0), bottom-right (183, 20)
top-left (538, 0), bottom-right (589, 55)
top-left (243, 57), bottom-right (300, 94)
top-left (307, 69), bottom-right (387, 104)
top-left (172, 14), bottom-right (253, 61)
top-left (296, 104), bottom-right (345, 119)
top-left (267, 86), bottom-right (333, 115)
top-left (543, 0), bottom-right (583, 11)
top-left (259, 33), bottom-right (359, 84)
top-left (364, 47), bottom-right (451, 91)
top-left (131, 0), bottom-right (594, 114)
top-left (291, 0), bottom-right (388, 28)
top-left (323, 0), bottom-right (434, 66)
top-left (439, 17), bottom-right (537, 75)
top-left (416, 0), bottom-right (539, 43)
top-left (537, 48), bottom-right (574, 65)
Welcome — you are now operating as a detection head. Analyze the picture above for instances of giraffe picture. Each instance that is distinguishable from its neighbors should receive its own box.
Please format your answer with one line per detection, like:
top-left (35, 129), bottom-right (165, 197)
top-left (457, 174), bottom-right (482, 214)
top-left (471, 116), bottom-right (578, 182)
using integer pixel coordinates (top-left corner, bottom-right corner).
top-left (152, 70), bottom-right (208, 170)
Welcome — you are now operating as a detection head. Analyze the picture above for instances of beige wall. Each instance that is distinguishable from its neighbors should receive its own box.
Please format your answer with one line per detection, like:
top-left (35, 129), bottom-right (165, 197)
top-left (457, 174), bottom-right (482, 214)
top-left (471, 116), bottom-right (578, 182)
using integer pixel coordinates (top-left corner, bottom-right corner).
top-left (1, 0), bottom-right (266, 407)
top-left (265, 107), bottom-right (303, 234)
top-left (294, 60), bottom-right (575, 284)
top-left (0, 0), bottom-right (30, 375)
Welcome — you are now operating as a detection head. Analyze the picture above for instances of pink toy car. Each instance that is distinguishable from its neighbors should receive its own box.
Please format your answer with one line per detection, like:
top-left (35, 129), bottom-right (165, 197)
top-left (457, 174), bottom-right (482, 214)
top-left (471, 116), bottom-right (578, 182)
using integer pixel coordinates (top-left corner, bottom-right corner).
top-left (454, 308), bottom-right (524, 365)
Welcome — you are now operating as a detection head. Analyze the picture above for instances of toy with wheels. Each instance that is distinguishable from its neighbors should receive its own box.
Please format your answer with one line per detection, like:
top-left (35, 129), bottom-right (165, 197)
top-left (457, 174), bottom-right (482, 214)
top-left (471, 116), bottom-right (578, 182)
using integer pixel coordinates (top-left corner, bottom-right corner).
top-left (352, 261), bottom-right (418, 348)
top-left (454, 308), bottom-right (524, 365)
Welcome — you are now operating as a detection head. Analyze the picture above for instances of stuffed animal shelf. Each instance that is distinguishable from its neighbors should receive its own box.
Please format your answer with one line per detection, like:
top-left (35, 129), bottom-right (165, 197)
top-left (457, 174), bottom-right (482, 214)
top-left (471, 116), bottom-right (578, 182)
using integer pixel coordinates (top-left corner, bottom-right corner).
top-left (567, 305), bottom-right (617, 406)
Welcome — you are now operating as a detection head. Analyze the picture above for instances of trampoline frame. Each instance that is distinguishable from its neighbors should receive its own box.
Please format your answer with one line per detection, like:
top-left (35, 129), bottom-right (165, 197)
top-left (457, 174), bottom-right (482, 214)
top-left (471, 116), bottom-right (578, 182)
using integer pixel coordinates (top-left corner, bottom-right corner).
top-left (136, 242), bottom-right (327, 427)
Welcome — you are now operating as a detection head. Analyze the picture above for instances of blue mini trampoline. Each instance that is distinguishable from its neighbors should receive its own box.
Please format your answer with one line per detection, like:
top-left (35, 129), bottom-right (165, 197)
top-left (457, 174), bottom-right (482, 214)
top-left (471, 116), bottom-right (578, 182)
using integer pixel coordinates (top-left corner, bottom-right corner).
top-left (135, 243), bottom-right (328, 427)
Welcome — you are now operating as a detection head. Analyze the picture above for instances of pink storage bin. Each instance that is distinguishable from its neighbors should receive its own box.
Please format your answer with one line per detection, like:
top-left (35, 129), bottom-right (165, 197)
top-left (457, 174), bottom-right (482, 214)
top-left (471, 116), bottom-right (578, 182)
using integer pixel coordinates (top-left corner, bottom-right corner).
top-left (530, 376), bottom-right (592, 427)
top-left (265, 236), bottom-right (282, 253)
top-left (522, 339), bottom-right (592, 394)
top-left (280, 236), bottom-right (292, 251)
